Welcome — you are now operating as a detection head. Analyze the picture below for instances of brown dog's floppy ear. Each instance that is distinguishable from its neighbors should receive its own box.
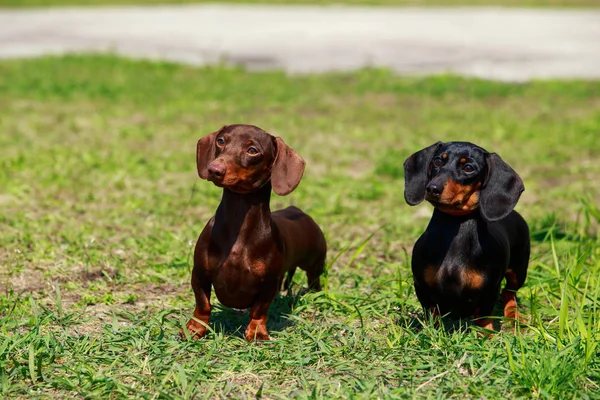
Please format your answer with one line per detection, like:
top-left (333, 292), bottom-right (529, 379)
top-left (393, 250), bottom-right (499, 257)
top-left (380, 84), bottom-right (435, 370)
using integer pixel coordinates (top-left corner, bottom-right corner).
top-left (196, 127), bottom-right (224, 179)
top-left (479, 153), bottom-right (524, 222)
top-left (403, 142), bottom-right (442, 206)
top-left (271, 137), bottom-right (306, 196)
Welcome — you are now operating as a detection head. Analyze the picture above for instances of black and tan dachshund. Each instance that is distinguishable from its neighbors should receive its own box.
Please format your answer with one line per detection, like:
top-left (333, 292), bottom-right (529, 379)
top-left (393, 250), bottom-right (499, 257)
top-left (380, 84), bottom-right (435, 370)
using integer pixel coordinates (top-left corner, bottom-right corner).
top-left (403, 141), bottom-right (530, 331)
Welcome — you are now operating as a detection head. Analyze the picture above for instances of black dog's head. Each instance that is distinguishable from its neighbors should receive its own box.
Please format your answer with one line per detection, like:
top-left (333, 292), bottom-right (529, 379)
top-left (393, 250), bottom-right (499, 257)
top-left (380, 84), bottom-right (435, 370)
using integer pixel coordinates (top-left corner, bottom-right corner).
top-left (403, 141), bottom-right (524, 222)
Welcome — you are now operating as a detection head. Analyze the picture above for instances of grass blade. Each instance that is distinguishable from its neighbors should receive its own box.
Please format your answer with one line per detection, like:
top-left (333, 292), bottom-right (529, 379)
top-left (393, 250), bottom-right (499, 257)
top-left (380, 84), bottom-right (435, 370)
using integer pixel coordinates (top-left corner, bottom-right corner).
top-left (28, 342), bottom-right (36, 384)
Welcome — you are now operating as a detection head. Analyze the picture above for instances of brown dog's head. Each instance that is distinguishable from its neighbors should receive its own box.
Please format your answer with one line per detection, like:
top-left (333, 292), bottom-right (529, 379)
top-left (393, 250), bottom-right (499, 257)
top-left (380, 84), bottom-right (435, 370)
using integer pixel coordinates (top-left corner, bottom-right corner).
top-left (403, 141), bottom-right (524, 222)
top-left (196, 124), bottom-right (306, 196)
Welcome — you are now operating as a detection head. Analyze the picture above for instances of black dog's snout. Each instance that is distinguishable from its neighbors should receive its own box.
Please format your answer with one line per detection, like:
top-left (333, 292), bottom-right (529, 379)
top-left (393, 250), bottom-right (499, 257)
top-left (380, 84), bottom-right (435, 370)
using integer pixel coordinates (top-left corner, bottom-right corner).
top-left (426, 181), bottom-right (443, 198)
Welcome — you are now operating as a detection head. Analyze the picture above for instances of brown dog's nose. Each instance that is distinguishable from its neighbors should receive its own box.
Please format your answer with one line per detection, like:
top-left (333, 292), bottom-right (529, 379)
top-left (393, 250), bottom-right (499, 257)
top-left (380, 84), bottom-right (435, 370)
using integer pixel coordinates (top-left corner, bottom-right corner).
top-left (426, 181), bottom-right (443, 198)
top-left (208, 163), bottom-right (226, 179)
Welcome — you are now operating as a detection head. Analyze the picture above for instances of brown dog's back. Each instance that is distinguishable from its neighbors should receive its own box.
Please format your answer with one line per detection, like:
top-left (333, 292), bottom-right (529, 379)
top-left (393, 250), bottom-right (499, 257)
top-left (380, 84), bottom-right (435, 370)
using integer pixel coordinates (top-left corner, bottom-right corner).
top-left (273, 206), bottom-right (327, 269)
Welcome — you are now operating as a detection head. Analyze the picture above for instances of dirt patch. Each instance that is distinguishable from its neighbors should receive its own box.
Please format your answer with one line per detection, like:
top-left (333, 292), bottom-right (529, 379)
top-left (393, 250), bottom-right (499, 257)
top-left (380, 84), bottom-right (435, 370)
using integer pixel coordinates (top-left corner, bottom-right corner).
top-left (77, 267), bottom-right (119, 285)
top-left (1, 265), bottom-right (49, 295)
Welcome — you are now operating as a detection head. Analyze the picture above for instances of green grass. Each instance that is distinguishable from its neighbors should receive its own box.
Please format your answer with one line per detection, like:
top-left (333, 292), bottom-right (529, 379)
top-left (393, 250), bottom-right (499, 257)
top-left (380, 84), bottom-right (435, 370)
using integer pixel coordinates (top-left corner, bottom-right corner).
top-left (1, 0), bottom-right (600, 8)
top-left (1, 54), bottom-right (599, 398)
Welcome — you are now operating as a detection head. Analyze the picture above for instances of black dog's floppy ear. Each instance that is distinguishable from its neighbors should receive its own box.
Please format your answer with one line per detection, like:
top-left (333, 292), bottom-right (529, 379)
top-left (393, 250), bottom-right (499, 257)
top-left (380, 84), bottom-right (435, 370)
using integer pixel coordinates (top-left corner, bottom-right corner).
top-left (196, 126), bottom-right (225, 179)
top-left (271, 136), bottom-right (306, 196)
top-left (479, 153), bottom-right (524, 222)
top-left (403, 142), bottom-right (442, 206)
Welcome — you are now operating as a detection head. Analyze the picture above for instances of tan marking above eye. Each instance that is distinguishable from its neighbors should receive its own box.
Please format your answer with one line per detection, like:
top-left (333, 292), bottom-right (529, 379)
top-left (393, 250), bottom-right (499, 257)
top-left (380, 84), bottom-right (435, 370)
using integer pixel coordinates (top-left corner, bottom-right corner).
top-left (442, 153), bottom-right (448, 159)
top-left (460, 157), bottom-right (467, 163)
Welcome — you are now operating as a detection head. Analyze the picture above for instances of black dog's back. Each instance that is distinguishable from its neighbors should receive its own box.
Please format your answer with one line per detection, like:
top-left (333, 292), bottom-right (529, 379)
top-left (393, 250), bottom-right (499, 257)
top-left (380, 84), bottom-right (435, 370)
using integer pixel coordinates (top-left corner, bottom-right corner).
top-left (493, 211), bottom-right (530, 294)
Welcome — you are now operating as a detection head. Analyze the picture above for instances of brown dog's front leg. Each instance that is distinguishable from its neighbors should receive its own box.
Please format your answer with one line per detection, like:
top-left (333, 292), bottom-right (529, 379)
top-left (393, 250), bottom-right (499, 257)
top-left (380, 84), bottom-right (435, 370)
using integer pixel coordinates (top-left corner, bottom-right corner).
top-left (181, 272), bottom-right (212, 340)
top-left (245, 298), bottom-right (274, 342)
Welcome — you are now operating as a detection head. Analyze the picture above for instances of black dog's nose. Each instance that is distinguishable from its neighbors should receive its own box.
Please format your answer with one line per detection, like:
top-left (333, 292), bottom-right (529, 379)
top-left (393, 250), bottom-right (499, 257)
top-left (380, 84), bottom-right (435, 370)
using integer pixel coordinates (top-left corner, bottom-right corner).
top-left (426, 181), bottom-right (443, 198)
top-left (208, 163), bottom-right (226, 179)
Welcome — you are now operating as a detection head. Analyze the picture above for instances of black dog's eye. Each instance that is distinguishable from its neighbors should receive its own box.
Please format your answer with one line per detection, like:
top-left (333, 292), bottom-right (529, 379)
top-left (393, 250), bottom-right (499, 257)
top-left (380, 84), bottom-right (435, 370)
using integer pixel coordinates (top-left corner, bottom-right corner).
top-left (432, 157), bottom-right (443, 167)
top-left (247, 147), bottom-right (259, 155)
top-left (216, 137), bottom-right (225, 146)
top-left (463, 164), bottom-right (475, 173)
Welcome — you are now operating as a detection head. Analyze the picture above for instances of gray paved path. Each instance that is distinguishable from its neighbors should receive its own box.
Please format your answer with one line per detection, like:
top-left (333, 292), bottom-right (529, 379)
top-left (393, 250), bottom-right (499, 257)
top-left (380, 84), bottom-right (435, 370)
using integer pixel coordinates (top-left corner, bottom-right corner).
top-left (1, 5), bottom-right (599, 81)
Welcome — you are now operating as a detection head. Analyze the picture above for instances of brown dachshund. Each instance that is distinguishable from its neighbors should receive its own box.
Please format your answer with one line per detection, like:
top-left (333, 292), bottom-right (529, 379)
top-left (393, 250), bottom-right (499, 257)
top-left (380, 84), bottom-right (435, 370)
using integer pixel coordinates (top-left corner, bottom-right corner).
top-left (182, 124), bottom-right (327, 341)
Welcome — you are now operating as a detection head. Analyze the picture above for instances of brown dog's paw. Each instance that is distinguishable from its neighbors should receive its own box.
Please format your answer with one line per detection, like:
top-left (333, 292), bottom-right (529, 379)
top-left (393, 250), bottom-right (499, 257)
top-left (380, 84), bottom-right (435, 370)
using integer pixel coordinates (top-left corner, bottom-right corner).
top-left (245, 331), bottom-right (271, 342)
top-left (180, 319), bottom-right (208, 341)
top-left (245, 322), bottom-right (271, 342)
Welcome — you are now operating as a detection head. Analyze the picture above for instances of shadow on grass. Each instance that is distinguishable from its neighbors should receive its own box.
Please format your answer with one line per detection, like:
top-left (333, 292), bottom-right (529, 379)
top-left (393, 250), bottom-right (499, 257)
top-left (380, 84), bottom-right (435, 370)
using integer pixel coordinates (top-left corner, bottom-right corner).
top-left (398, 296), bottom-right (523, 335)
top-left (398, 312), bottom-right (483, 335)
top-left (530, 226), bottom-right (574, 243)
top-left (207, 287), bottom-right (307, 339)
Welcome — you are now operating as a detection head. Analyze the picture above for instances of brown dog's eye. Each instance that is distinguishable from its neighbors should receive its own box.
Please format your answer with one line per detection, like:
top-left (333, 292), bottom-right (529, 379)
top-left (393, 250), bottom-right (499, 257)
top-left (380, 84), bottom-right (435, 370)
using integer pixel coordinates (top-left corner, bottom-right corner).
top-left (432, 157), bottom-right (443, 167)
top-left (216, 137), bottom-right (225, 146)
top-left (247, 147), bottom-right (259, 155)
top-left (463, 164), bottom-right (475, 173)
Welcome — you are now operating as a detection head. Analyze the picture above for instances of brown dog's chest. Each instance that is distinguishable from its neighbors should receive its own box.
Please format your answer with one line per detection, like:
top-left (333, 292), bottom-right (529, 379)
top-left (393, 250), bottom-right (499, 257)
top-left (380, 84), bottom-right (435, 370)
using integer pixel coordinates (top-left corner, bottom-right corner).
top-left (207, 243), bottom-right (278, 309)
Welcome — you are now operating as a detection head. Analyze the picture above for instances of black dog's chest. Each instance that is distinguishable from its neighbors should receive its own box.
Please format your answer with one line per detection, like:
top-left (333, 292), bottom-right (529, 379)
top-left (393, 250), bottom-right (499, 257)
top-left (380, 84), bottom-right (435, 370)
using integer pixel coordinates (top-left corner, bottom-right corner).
top-left (419, 262), bottom-right (485, 316)
top-left (423, 263), bottom-right (484, 293)
top-left (412, 216), bottom-right (508, 315)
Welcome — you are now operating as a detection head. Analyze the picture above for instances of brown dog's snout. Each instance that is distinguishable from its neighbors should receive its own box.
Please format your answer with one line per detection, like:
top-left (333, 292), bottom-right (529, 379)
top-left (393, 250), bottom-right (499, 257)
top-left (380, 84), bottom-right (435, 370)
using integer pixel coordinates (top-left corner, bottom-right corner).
top-left (207, 161), bottom-right (226, 180)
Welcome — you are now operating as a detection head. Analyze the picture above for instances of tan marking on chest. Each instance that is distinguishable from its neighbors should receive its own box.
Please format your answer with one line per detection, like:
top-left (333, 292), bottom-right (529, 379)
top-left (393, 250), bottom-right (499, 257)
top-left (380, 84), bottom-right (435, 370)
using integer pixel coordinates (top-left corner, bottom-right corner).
top-left (250, 260), bottom-right (268, 276)
top-left (462, 269), bottom-right (485, 290)
top-left (424, 265), bottom-right (439, 287)
top-left (423, 265), bottom-right (484, 290)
